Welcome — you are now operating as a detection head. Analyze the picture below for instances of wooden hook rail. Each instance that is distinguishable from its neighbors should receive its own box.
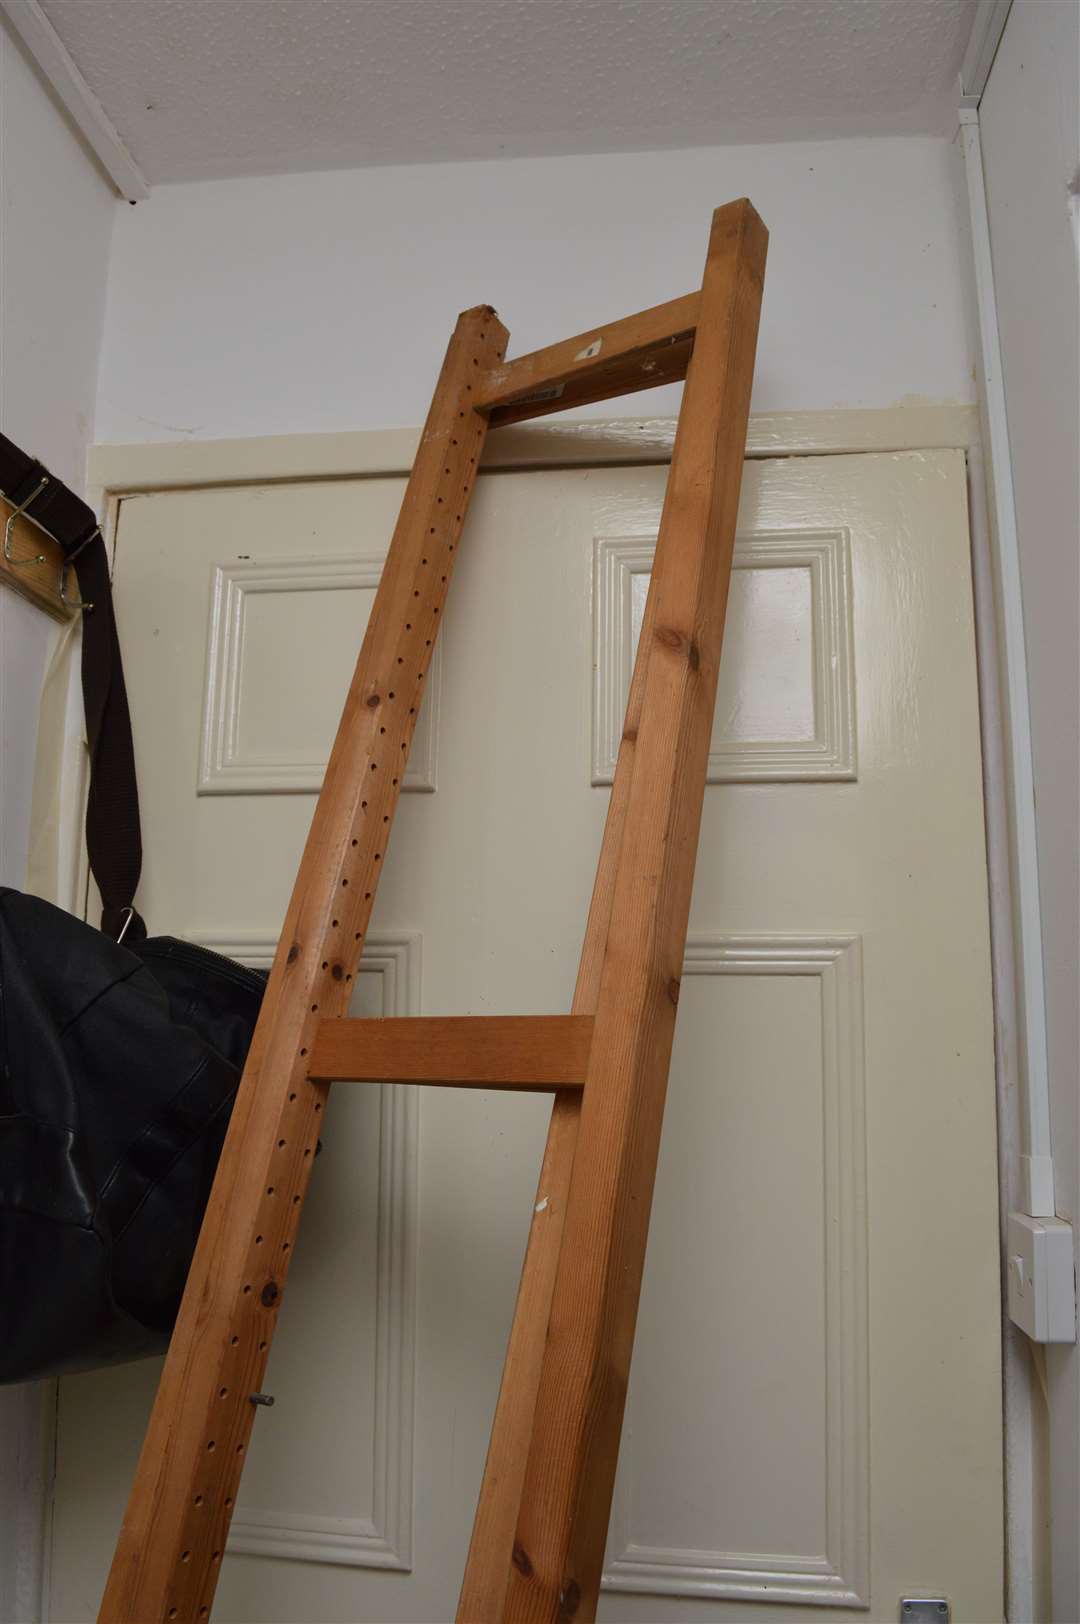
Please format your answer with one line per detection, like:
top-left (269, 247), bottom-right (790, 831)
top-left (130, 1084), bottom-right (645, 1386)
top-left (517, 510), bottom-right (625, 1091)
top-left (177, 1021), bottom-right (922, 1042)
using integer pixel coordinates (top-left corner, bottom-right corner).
top-left (0, 493), bottom-right (75, 621)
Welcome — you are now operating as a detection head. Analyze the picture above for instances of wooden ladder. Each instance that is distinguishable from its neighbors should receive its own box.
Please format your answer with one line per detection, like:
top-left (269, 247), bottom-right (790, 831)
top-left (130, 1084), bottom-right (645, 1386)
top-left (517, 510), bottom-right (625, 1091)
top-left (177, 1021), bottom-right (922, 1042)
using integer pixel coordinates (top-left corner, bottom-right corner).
top-left (99, 198), bottom-right (767, 1624)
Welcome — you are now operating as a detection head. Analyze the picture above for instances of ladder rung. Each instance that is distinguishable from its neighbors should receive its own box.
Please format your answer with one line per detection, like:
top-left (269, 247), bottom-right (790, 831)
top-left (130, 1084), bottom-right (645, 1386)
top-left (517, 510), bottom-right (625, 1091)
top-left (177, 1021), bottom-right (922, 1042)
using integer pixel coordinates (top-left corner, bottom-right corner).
top-left (306, 1014), bottom-right (593, 1089)
top-left (475, 290), bottom-right (699, 427)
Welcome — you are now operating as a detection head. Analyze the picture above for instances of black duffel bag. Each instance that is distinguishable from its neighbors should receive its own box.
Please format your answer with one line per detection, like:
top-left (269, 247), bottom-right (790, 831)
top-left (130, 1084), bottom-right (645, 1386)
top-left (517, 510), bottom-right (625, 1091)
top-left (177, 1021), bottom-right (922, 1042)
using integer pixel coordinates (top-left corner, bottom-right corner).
top-left (0, 893), bottom-right (265, 1382)
top-left (0, 432), bottom-right (264, 1382)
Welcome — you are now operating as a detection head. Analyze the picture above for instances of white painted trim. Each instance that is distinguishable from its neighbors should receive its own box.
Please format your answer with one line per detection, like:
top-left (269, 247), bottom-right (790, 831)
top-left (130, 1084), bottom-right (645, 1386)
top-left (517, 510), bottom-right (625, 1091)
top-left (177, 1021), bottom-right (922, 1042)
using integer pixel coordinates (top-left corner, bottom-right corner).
top-left (959, 110), bottom-right (1054, 1221)
top-left (0, 1379), bottom-right (55, 1624)
top-left (199, 555), bottom-right (439, 796)
top-left (959, 0), bottom-right (1014, 103)
top-left (86, 405), bottom-right (980, 498)
top-left (966, 433), bottom-right (1040, 1624)
top-left (958, 103), bottom-right (1056, 1624)
top-left (192, 930), bottom-right (420, 1572)
top-left (604, 935), bottom-right (868, 1608)
top-left (0, 0), bottom-right (149, 201)
top-left (592, 528), bottom-right (855, 787)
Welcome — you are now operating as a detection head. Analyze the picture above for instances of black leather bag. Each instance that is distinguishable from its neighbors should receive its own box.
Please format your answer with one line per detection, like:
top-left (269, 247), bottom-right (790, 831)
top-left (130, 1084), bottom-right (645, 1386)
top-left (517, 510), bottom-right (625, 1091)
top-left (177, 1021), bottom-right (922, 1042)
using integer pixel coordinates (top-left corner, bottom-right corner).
top-left (0, 434), bottom-right (265, 1383)
top-left (0, 892), bottom-right (265, 1382)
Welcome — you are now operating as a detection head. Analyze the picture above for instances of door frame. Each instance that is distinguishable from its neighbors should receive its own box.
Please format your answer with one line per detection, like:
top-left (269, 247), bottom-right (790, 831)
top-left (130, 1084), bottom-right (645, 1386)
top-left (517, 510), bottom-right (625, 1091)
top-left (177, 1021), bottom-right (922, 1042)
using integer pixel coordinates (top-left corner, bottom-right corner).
top-left (21, 404), bottom-right (1034, 1622)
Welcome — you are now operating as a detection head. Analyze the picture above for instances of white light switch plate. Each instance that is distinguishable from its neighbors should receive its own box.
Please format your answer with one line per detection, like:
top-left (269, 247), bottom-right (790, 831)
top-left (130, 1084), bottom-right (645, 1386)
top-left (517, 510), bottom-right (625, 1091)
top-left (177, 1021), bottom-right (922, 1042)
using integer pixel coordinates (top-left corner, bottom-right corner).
top-left (1007, 1212), bottom-right (1076, 1343)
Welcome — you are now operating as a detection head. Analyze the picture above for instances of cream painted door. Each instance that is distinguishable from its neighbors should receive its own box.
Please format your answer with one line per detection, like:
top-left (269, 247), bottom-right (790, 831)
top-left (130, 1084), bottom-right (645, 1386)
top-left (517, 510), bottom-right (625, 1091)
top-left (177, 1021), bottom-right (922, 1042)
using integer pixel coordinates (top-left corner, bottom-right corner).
top-left (48, 448), bottom-right (1002, 1624)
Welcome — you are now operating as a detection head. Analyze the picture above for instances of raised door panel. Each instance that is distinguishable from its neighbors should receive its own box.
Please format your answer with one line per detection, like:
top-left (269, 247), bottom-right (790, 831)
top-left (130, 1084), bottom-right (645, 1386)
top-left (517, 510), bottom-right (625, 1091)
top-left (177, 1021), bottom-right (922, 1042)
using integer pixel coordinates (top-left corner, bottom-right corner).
top-left (604, 937), bottom-right (867, 1609)
top-left (49, 937), bottom-right (420, 1618)
top-left (593, 528), bottom-right (855, 784)
top-left (200, 555), bottom-right (438, 795)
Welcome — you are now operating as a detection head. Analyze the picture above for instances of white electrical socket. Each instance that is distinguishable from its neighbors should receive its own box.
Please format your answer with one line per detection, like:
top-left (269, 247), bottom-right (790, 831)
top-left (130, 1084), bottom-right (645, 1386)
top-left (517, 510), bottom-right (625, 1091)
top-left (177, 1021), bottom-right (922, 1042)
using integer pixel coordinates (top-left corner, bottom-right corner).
top-left (1006, 1213), bottom-right (1076, 1343)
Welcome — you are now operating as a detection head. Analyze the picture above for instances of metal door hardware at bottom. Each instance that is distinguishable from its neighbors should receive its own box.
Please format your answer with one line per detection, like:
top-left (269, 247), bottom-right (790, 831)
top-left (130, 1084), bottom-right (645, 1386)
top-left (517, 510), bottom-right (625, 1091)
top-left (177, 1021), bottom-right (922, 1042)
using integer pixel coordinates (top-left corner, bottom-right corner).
top-left (901, 1601), bottom-right (949, 1623)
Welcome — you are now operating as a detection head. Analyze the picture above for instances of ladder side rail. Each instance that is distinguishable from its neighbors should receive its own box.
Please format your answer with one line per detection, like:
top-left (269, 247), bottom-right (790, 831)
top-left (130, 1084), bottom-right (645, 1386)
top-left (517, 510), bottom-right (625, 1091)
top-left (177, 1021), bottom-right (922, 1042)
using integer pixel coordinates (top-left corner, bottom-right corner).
top-left (98, 305), bottom-right (509, 1624)
top-left (457, 440), bottom-right (665, 1623)
top-left (504, 198), bottom-right (767, 1624)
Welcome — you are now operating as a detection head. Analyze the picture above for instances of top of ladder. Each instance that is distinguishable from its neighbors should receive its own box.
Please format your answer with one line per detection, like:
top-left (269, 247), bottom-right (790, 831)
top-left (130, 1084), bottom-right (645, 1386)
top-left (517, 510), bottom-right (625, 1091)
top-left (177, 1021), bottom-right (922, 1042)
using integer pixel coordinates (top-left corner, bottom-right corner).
top-left (474, 289), bottom-right (701, 426)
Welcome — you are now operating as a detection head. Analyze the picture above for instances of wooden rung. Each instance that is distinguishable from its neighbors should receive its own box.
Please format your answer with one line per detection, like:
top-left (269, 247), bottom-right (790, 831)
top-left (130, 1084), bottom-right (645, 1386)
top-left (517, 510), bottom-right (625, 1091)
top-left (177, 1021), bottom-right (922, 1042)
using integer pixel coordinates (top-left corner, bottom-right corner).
top-left (475, 290), bottom-right (699, 427)
top-left (306, 1014), bottom-right (594, 1089)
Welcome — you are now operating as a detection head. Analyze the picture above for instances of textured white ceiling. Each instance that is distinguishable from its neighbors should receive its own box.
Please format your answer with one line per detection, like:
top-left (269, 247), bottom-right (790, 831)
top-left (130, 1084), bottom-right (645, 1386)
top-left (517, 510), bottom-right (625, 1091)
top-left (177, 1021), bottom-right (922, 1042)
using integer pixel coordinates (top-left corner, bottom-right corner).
top-left (40, 0), bottom-right (977, 185)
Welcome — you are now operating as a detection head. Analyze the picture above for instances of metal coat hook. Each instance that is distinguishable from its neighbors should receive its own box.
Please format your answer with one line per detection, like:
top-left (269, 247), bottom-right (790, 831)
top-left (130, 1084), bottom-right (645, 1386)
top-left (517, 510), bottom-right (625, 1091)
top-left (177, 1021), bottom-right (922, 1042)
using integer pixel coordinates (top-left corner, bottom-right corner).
top-left (3, 476), bottom-right (50, 567)
top-left (59, 527), bottom-right (97, 613)
top-left (0, 437), bottom-right (103, 620)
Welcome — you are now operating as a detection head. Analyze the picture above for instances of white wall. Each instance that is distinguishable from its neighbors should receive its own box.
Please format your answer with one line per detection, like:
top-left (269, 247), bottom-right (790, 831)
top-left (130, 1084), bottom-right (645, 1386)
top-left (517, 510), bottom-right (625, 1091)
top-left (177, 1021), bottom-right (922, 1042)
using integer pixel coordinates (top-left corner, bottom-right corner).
top-left (980, 4), bottom-right (1080, 1620)
top-left (0, 19), bottom-right (117, 1622)
top-left (95, 134), bottom-right (976, 444)
top-left (0, 20), bottom-right (116, 889)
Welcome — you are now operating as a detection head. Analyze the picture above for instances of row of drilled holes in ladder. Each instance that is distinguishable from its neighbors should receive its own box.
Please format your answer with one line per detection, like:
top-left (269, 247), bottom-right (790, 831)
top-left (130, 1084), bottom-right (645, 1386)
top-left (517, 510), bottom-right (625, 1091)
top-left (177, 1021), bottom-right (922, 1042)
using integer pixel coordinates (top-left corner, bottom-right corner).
top-left (293, 328), bottom-right (500, 1003)
top-left (172, 337), bottom-right (497, 1623)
